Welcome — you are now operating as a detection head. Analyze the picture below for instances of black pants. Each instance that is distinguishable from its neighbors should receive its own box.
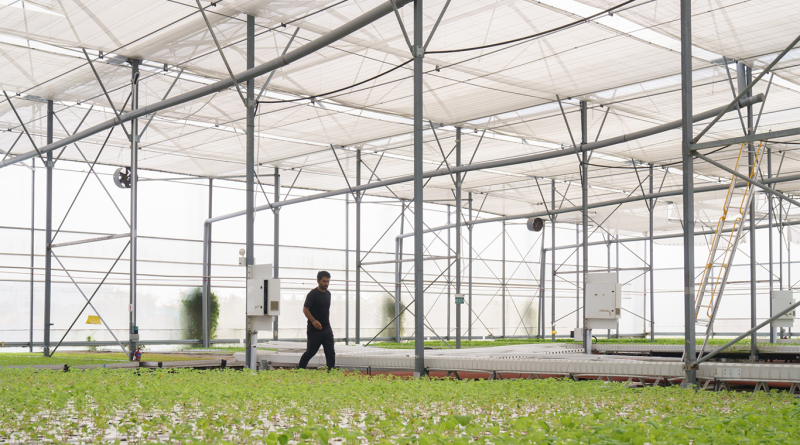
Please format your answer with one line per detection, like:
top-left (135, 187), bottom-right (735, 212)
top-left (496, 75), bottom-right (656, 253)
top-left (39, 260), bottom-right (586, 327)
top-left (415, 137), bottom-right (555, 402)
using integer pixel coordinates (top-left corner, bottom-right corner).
top-left (297, 325), bottom-right (335, 369)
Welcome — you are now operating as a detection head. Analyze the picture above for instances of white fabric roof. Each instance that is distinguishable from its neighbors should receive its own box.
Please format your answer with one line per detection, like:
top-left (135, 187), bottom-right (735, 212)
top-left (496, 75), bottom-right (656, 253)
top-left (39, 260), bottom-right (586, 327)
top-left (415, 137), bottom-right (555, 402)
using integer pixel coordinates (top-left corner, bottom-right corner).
top-left (2, 0), bottom-right (800, 234)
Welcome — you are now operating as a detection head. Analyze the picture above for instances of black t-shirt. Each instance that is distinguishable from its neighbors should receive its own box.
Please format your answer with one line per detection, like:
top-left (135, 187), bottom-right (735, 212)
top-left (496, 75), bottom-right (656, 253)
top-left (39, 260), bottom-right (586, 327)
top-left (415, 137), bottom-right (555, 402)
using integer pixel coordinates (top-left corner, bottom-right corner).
top-left (304, 288), bottom-right (331, 328)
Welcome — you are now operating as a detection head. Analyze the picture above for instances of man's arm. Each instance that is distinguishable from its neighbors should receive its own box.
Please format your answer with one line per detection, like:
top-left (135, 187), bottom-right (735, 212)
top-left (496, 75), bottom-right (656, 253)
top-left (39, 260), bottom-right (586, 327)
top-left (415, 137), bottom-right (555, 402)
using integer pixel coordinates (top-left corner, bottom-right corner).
top-left (303, 306), bottom-right (322, 330)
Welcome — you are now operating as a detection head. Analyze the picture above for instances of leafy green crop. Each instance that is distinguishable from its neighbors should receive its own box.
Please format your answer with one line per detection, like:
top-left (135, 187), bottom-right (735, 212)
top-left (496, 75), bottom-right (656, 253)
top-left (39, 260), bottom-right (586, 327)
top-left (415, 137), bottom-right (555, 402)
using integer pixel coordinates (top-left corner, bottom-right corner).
top-left (1, 368), bottom-right (798, 444)
top-left (0, 352), bottom-right (209, 367)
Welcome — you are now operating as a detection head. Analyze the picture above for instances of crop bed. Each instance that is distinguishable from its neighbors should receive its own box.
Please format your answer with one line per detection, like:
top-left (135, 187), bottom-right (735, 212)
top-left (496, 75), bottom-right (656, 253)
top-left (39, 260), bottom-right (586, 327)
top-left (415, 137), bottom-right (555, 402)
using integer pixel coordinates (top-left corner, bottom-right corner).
top-left (0, 353), bottom-right (211, 367)
top-left (2, 369), bottom-right (799, 444)
top-left (373, 338), bottom-right (800, 349)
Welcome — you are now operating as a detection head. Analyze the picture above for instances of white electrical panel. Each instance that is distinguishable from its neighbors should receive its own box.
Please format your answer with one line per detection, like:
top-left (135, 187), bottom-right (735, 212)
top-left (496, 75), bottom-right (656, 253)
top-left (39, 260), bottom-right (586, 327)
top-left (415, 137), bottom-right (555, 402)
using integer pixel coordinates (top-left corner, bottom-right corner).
top-left (246, 278), bottom-right (281, 316)
top-left (245, 264), bottom-right (281, 331)
top-left (771, 290), bottom-right (795, 328)
top-left (585, 272), bottom-right (621, 329)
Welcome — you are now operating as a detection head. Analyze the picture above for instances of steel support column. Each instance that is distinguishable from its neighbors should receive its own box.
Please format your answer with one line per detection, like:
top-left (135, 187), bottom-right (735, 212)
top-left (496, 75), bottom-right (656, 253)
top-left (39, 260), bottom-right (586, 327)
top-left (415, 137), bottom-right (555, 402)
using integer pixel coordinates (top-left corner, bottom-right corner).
top-left (44, 100), bottom-right (53, 357)
top-left (455, 127), bottom-right (462, 349)
top-left (395, 202), bottom-right (405, 343)
top-left (29, 158), bottom-right (35, 352)
top-left (345, 194), bottom-right (350, 344)
top-left (680, 0), bottom-right (697, 385)
top-left (581, 100), bottom-right (590, 354)
top-left (129, 59), bottom-right (140, 358)
top-left (356, 149), bottom-right (362, 344)
top-left (413, 0), bottom-right (425, 376)
top-left (468, 192), bottom-right (473, 340)
top-left (539, 240), bottom-right (546, 338)
top-left (551, 179), bottom-right (556, 342)
top-left (447, 204), bottom-right (451, 340)
top-left (576, 226), bottom-right (580, 330)
top-left (244, 15), bottom-right (256, 370)
top-left (649, 165), bottom-right (655, 342)
top-left (739, 62), bottom-right (758, 361)
top-left (202, 179), bottom-right (212, 348)
top-left (502, 220), bottom-right (506, 338)
top-left (273, 167), bottom-right (280, 340)
top-left (768, 146), bottom-right (776, 343)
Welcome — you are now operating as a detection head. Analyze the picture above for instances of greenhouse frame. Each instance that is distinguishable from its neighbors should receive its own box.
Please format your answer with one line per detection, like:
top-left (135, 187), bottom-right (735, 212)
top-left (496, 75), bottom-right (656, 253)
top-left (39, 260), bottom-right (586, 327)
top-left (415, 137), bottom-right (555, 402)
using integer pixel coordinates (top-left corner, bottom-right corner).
top-left (3, 0), bottom-right (800, 387)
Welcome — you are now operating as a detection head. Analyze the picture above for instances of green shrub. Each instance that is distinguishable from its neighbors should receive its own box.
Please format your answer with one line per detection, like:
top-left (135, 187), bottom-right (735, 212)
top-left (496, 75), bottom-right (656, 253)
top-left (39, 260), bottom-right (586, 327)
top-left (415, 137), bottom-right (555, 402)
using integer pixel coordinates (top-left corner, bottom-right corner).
top-left (85, 335), bottom-right (97, 351)
top-left (378, 294), bottom-right (406, 340)
top-left (180, 287), bottom-right (220, 340)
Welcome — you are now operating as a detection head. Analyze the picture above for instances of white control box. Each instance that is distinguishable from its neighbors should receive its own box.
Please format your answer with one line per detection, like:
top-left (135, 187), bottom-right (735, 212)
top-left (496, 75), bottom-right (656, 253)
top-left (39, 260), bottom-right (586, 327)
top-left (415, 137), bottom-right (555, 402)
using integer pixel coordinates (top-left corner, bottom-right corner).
top-left (246, 278), bottom-right (281, 316)
top-left (245, 264), bottom-right (280, 331)
top-left (771, 290), bottom-right (795, 328)
top-left (585, 272), bottom-right (621, 329)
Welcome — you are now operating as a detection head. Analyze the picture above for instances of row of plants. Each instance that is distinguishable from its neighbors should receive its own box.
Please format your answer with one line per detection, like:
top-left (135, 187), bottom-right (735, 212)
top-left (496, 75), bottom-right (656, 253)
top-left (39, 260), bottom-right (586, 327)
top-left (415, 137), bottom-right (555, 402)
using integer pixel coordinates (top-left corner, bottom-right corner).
top-left (0, 352), bottom-right (205, 367)
top-left (1, 368), bottom-right (799, 444)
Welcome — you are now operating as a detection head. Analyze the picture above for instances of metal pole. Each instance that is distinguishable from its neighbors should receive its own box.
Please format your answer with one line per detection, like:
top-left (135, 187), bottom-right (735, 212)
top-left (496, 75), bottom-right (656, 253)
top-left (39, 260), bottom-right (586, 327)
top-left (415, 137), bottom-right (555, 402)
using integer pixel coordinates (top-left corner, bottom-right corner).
top-left (680, 0), bottom-right (697, 385)
top-left (396, 202), bottom-right (405, 343)
top-left (616, 233), bottom-right (620, 338)
top-left (455, 127), bottom-right (462, 350)
top-left (356, 149), bottom-right (361, 344)
top-left (768, 146), bottom-right (775, 343)
top-left (580, 100), bottom-right (590, 353)
top-left (345, 193), bottom-right (350, 345)
top-left (551, 179), bottom-right (556, 342)
top-left (273, 167), bottom-right (280, 340)
top-left (413, 0), bottom-right (425, 377)
top-left (43, 101), bottom-right (53, 357)
top-left (447, 204), bottom-right (451, 340)
top-left (649, 165), bottom-right (655, 342)
top-left (576, 225), bottom-right (580, 330)
top-left (244, 15), bottom-right (256, 370)
top-left (468, 192), bottom-right (473, 340)
top-left (502, 220), bottom-right (506, 338)
top-left (129, 59), bottom-right (140, 358)
top-left (539, 239), bottom-right (546, 338)
top-left (29, 158), bottom-right (35, 352)
top-left (202, 179), bottom-right (212, 348)
top-left (607, 239), bottom-right (611, 339)
top-left (740, 63), bottom-right (758, 361)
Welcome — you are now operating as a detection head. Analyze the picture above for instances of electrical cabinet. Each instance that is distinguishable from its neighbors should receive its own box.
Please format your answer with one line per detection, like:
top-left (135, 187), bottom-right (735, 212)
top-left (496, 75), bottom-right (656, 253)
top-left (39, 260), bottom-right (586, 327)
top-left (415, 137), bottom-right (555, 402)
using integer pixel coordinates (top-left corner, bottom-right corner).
top-left (771, 290), bottom-right (795, 328)
top-left (585, 272), bottom-right (621, 330)
top-left (245, 264), bottom-right (280, 331)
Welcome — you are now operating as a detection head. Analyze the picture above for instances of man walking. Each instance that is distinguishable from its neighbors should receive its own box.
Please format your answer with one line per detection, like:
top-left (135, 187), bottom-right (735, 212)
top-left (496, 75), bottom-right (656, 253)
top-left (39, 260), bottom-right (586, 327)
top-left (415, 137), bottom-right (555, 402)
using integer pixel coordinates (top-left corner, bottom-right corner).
top-left (297, 271), bottom-right (335, 370)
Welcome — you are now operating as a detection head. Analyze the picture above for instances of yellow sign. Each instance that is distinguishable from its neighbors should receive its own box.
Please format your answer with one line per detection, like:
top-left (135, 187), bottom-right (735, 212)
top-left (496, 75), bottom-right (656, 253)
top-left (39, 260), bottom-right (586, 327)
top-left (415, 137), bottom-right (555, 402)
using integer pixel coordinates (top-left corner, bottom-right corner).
top-left (86, 315), bottom-right (101, 325)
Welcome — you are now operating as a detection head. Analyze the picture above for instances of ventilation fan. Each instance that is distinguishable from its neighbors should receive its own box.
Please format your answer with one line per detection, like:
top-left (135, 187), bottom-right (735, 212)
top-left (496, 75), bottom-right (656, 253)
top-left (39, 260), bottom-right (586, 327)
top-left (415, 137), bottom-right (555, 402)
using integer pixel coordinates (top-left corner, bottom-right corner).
top-left (113, 167), bottom-right (132, 189)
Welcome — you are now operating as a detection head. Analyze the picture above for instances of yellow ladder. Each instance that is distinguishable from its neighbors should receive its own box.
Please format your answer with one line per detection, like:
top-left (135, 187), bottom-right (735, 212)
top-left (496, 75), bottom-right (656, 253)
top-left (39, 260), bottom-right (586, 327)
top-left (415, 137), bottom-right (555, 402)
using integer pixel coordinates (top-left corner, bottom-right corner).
top-left (694, 142), bottom-right (764, 357)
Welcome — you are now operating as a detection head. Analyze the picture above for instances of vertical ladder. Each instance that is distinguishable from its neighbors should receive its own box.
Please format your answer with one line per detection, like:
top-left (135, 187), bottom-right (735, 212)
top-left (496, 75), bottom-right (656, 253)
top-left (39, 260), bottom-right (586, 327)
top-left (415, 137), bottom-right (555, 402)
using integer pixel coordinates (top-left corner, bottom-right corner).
top-left (694, 142), bottom-right (764, 359)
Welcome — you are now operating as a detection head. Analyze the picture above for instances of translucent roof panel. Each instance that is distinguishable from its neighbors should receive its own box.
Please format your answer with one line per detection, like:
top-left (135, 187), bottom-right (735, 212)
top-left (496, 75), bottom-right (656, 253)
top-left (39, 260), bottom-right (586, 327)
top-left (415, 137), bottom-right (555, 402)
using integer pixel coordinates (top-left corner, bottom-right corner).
top-left (4, 0), bottom-right (800, 237)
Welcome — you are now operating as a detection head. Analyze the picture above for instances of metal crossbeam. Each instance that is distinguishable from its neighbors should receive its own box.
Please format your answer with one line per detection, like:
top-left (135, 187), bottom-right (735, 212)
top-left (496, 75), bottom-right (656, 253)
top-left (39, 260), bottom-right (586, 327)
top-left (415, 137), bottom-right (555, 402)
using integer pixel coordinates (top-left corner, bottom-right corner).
top-left (81, 49), bottom-right (132, 141)
top-left (693, 33), bottom-right (800, 143)
top-left (50, 251), bottom-right (128, 355)
top-left (256, 27), bottom-right (299, 103)
top-left (2, 92), bottom-right (45, 163)
top-left (195, 0), bottom-right (248, 107)
top-left (50, 233), bottom-right (129, 249)
top-left (694, 151), bottom-right (800, 209)
top-left (50, 241), bottom-right (130, 356)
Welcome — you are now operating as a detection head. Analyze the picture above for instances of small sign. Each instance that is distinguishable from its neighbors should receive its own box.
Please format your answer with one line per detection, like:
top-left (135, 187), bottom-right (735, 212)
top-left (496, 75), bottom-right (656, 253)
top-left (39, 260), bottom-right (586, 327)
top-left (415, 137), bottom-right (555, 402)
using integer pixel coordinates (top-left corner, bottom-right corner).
top-left (455, 294), bottom-right (465, 304)
top-left (86, 315), bottom-right (101, 325)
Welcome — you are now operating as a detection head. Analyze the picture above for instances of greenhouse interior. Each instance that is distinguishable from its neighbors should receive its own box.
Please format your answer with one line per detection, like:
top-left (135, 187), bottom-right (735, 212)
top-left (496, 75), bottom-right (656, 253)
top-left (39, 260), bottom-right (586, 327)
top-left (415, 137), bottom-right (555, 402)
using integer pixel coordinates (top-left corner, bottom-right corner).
top-left (3, 0), bottom-right (800, 443)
